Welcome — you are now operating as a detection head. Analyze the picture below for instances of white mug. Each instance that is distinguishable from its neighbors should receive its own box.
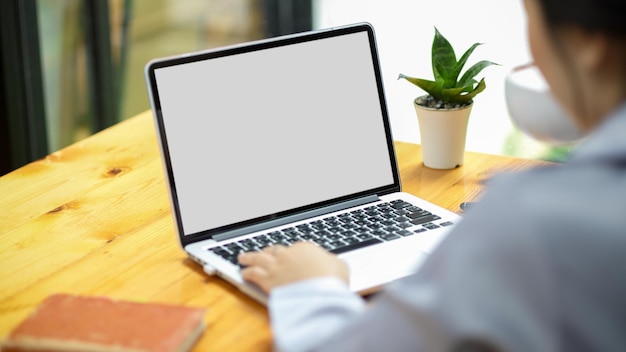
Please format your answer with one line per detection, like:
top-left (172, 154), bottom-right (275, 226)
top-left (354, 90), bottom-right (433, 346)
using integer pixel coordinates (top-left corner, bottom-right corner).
top-left (504, 64), bottom-right (585, 145)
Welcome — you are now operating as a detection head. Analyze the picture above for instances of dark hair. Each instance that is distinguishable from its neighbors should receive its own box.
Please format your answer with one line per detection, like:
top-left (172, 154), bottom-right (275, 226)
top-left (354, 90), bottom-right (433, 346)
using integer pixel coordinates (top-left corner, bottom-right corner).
top-left (535, 0), bottom-right (626, 122)
top-left (537, 0), bottom-right (626, 36)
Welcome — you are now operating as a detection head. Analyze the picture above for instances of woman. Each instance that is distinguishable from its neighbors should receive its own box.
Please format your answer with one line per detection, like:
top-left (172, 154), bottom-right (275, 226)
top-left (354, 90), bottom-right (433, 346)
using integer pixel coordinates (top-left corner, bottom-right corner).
top-left (239, 0), bottom-right (626, 350)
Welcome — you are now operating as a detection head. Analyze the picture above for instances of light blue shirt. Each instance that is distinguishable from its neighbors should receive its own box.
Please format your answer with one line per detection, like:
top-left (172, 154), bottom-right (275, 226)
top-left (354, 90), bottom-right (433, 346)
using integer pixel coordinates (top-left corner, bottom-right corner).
top-left (267, 103), bottom-right (626, 352)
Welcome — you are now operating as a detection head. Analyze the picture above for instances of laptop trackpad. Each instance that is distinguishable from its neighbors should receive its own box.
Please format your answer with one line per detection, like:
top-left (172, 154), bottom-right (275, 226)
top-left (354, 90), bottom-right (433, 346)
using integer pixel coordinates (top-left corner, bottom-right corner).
top-left (341, 240), bottom-right (428, 294)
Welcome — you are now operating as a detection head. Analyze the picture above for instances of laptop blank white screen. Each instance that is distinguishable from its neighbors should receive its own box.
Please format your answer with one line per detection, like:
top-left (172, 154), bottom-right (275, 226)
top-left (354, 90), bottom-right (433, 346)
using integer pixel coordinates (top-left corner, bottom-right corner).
top-left (154, 30), bottom-right (395, 236)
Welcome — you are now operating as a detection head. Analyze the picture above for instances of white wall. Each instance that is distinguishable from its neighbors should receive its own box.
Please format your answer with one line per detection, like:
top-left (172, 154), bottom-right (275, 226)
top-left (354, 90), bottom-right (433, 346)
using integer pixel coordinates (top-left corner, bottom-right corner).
top-left (313, 0), bottom-right (532, 155)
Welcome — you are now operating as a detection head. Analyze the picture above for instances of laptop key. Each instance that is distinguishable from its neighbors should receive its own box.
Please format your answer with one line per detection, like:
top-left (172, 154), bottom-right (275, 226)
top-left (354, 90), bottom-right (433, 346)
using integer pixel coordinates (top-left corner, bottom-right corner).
top-left (320, 242), bottom-right (335, 251)
top-left (299, 227), bottom-right (316, 234)
top-left (384, 225), bottom-right (402, 233)
top-left (366, 223), bottom-right (383, 230)
top-left (300, 233), bottom-right (319, 241)
top-left (210, 248), bottom-right (230, 258)
top-left (312, 223), bottom-right (329, 231)
top-left (229, 247), bottom-right (246, 256)
top-left (379, 233), bottom-right (401, 241)
top-left (394, 209), bottom-right (409, 216)
top-left (407, 211), bottom-right (432, 219)
top-left (330, 238), bottom-right (382, 254)
top-left (343, 237), bottom-right (360, 245)
top-left (381, 220), bottom-right (396, 227)
top-left (329, 240), bottom-right (347, 248)
top-left (340, 230), bottom-right (357, 238)
top-left (371, 229), bottom-right (388, 237)
top-left (225, 242), bottom-right (242, 250)
top-left (410, 214), bottom-right (441, 225)
top-left (394, 216), bottom-right (410, 223)
top-left (390, 201), bottom-right (411, 209)
top-left (396, 229), bottom-right (413, 236)
top-left (255, 235), bottom-right (269, 243)
top-left (354, 220), bottom-right (371, 227)
top-left (270, 233), bottom-right (286, 241)
top-left (325, 234), bottom-right (341, 241)
top-left (240, 242), bottom-right (259, 251)
top-left (338, 216), bottom-right (355, 224)
top-left (423, 223), bottom-right (440, 230)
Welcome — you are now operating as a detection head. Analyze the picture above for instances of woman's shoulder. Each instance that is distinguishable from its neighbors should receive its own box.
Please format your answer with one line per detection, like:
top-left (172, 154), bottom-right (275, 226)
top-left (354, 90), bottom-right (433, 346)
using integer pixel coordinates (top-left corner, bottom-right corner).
top-left (450, 158), bottom-right (626, 250)
top-left (485, 162), bottom-right (625, 226)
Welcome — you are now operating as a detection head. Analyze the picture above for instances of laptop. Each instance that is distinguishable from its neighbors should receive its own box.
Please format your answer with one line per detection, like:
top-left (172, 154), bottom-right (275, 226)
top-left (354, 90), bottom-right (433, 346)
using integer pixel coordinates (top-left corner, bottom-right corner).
top-left (145, 23), bottom-right (461, 304)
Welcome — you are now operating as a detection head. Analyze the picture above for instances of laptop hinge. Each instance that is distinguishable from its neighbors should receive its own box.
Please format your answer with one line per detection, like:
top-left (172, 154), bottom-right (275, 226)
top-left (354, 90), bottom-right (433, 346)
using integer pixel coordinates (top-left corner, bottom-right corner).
top-left (213, 195), bottom-right (380, 242)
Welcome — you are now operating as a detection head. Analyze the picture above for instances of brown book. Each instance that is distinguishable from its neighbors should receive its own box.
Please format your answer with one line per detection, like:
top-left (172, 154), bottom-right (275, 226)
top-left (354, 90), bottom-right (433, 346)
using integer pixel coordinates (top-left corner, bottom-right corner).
top-left (1, 294), bottom-right (206, 352)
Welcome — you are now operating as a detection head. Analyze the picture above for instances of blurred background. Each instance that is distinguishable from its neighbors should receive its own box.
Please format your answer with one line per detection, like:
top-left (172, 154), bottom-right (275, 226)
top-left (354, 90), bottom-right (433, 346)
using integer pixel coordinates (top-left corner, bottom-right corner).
top-left (0, 0), bottom-right (570, 175)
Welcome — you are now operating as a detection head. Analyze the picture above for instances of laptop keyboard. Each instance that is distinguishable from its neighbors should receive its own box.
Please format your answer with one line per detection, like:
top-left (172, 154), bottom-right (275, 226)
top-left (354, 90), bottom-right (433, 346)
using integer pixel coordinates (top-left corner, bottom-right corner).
top-left (208, 199), bottom-right (454, 266)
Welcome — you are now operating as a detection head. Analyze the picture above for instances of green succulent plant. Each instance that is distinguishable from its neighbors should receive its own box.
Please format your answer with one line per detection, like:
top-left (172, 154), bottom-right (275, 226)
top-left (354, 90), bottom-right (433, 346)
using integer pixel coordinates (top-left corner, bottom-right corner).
top-left (399, 27), bottom-right (498, 107)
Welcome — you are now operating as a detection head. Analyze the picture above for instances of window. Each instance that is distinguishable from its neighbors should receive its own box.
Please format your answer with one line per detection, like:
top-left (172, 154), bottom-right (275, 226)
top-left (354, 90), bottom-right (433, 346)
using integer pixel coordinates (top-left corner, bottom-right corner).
top-left (1, 1), bottom-right (564, 175)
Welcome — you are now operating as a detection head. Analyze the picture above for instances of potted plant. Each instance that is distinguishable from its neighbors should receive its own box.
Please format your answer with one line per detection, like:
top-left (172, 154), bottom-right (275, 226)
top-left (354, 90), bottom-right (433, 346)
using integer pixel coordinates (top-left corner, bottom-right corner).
top-left (399, 28), bottom-right (498, 169)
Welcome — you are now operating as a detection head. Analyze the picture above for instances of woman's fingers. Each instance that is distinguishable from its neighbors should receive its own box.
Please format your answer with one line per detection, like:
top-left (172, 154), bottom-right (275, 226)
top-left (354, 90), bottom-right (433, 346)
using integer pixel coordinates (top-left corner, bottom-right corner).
top-left (238, 246), bottom-right (286, 292)
top-left (240, 265), bottom-right (270, 290)
top-left (237, 242), bottom-right (348, 292)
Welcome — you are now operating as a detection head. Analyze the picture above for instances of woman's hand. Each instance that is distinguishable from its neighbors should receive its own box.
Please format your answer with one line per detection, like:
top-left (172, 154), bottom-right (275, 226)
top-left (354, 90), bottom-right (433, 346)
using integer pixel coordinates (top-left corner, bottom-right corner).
top-left (238, 242), bottom-right (349, 293)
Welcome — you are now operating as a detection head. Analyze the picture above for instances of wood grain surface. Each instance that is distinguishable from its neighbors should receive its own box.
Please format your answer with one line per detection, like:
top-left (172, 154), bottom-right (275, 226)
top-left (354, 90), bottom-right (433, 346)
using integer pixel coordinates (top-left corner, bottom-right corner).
top-left (0, 110), bottom-right (548, 351)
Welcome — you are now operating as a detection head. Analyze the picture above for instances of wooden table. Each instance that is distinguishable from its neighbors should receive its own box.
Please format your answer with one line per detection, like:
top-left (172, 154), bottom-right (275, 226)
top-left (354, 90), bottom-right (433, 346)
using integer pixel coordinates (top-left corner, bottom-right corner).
top-left (0, 110), bottom-right (547, 351)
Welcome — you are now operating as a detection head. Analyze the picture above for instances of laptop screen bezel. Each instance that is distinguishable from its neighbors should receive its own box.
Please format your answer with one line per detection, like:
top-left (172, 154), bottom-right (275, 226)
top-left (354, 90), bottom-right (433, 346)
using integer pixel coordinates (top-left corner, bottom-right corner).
top-left (145, 23), bottom-right (401, 247)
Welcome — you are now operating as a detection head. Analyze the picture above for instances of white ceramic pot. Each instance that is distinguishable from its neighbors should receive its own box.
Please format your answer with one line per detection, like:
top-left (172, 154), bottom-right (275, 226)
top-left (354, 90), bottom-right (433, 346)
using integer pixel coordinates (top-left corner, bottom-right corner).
top-left (414, 97), bottom-right (473, 169)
